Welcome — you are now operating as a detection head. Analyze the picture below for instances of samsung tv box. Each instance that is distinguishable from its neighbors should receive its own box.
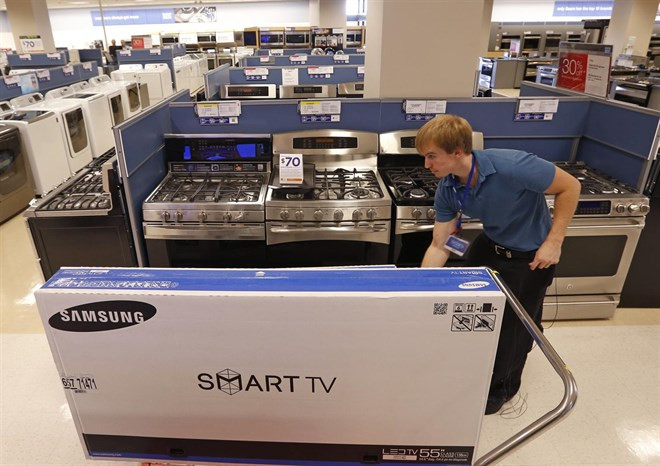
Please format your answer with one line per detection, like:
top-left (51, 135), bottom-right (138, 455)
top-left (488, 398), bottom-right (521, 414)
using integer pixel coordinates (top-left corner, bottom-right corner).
top-left (35, 267), bottom-right (505, 465)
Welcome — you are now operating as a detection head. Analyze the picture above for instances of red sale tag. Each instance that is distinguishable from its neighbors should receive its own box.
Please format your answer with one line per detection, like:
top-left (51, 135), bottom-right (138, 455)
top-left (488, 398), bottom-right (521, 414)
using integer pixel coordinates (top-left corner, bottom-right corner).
top-left (557, 52), bottom-right (589, 92)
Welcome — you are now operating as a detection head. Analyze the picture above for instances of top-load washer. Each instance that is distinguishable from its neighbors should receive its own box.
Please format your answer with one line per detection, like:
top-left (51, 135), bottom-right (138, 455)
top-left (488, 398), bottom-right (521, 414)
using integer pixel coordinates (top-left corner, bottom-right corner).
top-left (22, 98), bottom-right (94, 174)
top-left (60, 92), bottom-right (115, 158)
top-left (0, 101), bottom-right (12, 113)
top-left (143, 64), bottom-right (174, 105)
top-left (0, 109), bottom-right (70, 196)
top-left (90, 75), bottom-right (141, 120)
top-left (111, 65), bottom-right (153, 110)
top-left (88, 76), bottom-right (127, 125)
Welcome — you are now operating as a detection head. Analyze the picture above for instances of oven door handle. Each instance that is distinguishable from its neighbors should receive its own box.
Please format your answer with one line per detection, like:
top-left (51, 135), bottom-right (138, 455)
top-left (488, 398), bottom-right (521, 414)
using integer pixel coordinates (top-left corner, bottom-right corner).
top-left (267, 222), bottom-right (390, 245)
top-left (566, 223), bottom-right (645, 231)
top-left (144, 223), bottom-right (265, 240)
top-left (398, 221), bottom-right (484, 234)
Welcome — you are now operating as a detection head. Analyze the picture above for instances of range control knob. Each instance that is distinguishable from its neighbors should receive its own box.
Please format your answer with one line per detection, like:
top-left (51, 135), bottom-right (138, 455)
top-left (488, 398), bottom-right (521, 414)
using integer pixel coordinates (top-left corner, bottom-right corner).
top-left (352, 209), bottom-right (363, 221)
top-left (280, 210), bottom-right (290, 220)
top-left (175, 211), bottom-right (183, 222)
top-left (314, 209), bottom-right (324, 221)
top-left (199, 211), bottom-right (208, 222)
top-left (628, 204), bottom-right (640, 213)
top-left (223, 212), bottom-right (232, 222)
top-left (427, 208), bottom-right (436, 220)
top-left (367, 208), bottom-right (377, 220)
top-left (412, 208), bottom-right (422, 220)
top-left (161, 211), bottom-right (170, 222)
top-left (295, 210), bottom-right (305, 220)
top-left (333, 209), bottom-right (344, 221)
top-left (640, 204), bottom-right (650, 214)
top-left (615, 204), bottom-right (626, 214)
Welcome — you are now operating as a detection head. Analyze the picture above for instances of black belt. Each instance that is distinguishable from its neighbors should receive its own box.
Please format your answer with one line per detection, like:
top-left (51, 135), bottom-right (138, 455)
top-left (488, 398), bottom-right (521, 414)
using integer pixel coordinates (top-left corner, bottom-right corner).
top-left (486, 237), bottom-right (537, 260)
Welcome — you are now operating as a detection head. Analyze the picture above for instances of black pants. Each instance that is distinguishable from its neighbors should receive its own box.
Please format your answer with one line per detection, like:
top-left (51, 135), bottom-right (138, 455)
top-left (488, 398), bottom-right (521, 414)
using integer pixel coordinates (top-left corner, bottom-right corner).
top-left (465, 233), bottom-right (555, 399)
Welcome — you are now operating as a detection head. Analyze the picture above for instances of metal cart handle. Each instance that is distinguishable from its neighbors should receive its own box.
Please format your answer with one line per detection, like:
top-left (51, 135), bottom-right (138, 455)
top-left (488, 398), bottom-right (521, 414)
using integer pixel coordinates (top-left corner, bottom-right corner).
top-left (474, 269), bottom-right (578, 466)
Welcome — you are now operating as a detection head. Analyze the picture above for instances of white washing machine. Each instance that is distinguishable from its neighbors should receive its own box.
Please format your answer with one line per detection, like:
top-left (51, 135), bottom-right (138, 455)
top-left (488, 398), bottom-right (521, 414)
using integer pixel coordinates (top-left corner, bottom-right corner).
top-left (0, 124), bottom-right (35, 222)
top-left (61, 92), bottom-right (115, 158)
top-left (0, 110), bottom-right (70, 196)
top-left (0, 101), bottom-right (12, 113)
top-left (44, 86), bottom-right (74, 100)
top-left (25, 98), bottom-right (94, 174)
top-left (70, 81), bottom-right (92, 92)
top-left (88, 76), bottom-right (127, 125)
top-left (9, 92), bottom-right (46, 109)
top-left (111, 65), bottom-right (152, 110)
top-left (90, 75), bottom-right (141, 120)
top-left (142, 64), bottom-right (174, 105)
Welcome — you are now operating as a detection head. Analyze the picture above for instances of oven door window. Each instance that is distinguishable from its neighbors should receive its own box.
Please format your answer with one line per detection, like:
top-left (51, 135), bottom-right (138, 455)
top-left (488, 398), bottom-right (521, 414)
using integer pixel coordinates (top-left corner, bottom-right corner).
top-left (555, 235), bottom-right (627, 277)
top-left (267, 240), bottom-right (389, 267)
top-left (146, 239), bottom-right (267, 268)
top-left (64, 108), bottom-right (89, 155)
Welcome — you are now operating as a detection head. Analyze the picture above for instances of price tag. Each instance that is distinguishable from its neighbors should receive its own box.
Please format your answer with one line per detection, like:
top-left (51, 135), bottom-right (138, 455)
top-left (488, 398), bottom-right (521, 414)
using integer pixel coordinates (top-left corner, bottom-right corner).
top-left (19, 35), bottom-right (44, 53)
top-left (405, 100), bottom-right (427, 114)
top-left (47, 52), bottom-right (62, 59)
top-left (332, 28), bottom-right (344, 34)
top-left (357, 66), bottom-right (365, 76)
top-left (299, 100), bottom-right (341, 115)
top-left (19, 54), bottom-right (32, 61)
top-left (196, 103), bottom-right (220, 117)
top-left (4, 75), bottom-right (20, 88)
top-left (244, 67), bottom-right (269, 76)
top-left (357, 48), bottom-right (366, 54)
top-left (517, 99), bottom-right (558, 114)
top-left (63, 65), bottom-right (75, 76)
top-left (282, 68), bottom-right (299, 86)
top-left (82, 62), bottom-right (93, 71)
top-left (150, 48), bottom-right (161, 55)
top-left (259, 56), bottom-right (271, 63)
top-left (37, 69), bottom-right (51, 81)
top-left (307, 66), bottom-right (334, 75)
top-left (270, 49), bottom-right (284, 56)
top-left (426, 100), bottom-right (447, 114)
top-left (279, 154), bottom-right (304, 184)
top-left (118, 50), bottom-right (131, 56)
top-left (217, 100), bottom-right (241, 117)
top-left (290, 55), bottom-right (307, 64)
top-left (333, 54), bottom-right (349, 63)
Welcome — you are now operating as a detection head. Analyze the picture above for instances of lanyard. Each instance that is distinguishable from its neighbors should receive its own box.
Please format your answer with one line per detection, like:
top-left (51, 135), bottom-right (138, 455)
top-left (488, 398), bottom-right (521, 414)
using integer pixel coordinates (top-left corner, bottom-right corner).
top-left (453, 154), bottom-right (476, 233)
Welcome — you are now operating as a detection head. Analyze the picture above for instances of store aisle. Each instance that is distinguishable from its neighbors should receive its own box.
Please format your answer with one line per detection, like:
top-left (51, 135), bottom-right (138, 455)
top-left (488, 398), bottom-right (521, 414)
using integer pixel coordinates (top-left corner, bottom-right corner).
top-left (1, 212), bottom-right (659, 466)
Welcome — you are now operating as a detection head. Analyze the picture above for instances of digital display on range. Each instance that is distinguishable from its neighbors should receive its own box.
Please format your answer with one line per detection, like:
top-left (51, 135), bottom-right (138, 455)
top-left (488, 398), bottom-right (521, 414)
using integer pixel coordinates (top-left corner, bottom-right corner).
top-left (292, 137), bottom-right (358, 149)
top-left (575, 200), bottom-right (611, 215)
top-left (401, 136), bottom-right (417, 149)
top-left (166, 137), bottom-right (272, 163)
top-left (227, 87), bottom-right (270, 97)
top-left (355, 84), bottom-right (364, 91)
top-left (293, 86), bottom-right (323, 93)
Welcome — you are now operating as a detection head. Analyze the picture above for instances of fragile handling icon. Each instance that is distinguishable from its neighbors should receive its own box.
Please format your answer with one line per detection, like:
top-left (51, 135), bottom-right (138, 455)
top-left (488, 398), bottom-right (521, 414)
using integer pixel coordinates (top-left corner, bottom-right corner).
top-left (474, 315), bottom-right (496, 332)
top-left (451, 315), bottom-right (474, 332)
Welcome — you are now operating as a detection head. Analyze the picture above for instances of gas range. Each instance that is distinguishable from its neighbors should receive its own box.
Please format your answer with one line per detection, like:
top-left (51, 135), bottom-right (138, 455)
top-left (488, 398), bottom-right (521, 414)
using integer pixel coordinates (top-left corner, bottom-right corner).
top-left (379, 166), bottom-right (437, 221)
top-left (266, 130), bottom-right (391, 223)
top-left (27, 150), bottom-right (117, 217)
top-left (142, 134), bottom-right (272, 243)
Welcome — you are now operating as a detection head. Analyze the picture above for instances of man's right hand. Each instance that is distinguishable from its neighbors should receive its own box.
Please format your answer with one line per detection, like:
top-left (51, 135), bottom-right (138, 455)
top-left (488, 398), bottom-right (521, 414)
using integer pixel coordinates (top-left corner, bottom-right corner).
top-left (421, 218), bottom-right (458, 267)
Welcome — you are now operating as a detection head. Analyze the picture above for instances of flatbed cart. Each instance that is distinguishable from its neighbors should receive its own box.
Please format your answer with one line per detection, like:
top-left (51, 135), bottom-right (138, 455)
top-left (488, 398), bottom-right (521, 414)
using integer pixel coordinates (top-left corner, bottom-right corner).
top-left (36, 266), bottom-right (576, 466)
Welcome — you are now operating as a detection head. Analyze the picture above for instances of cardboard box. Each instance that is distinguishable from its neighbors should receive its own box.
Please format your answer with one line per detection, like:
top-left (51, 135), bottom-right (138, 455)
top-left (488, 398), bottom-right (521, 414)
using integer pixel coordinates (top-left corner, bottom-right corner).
top-left (36, 267), bottom-right (505, 465)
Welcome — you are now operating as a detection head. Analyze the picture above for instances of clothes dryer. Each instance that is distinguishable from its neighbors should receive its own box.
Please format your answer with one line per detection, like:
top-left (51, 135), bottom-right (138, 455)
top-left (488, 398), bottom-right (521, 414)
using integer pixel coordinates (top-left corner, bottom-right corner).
top-left (142, 64), bottom-right (174, 105)
top-left (26, 99), bottom-right (94, 174)
top-left (0, 110), bottom-right (70, 196)
top-left (0, 124), bottom-right (35, 222)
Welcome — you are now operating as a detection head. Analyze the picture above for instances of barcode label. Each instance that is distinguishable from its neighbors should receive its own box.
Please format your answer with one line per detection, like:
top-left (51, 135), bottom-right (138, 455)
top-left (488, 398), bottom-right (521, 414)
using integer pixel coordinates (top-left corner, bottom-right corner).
top-left (433, 303), bottom-right (448, 315)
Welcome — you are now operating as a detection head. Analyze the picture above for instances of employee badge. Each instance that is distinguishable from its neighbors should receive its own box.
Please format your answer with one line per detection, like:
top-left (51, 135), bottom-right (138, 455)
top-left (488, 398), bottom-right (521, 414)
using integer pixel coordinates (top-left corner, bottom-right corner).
top-left (444, 234), bottom-right (470, 256)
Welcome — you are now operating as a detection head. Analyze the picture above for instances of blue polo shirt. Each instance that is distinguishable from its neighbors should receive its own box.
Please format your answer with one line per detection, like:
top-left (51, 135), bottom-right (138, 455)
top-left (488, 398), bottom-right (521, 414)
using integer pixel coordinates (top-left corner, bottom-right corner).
top-left (434, 149), bottom-right (556, 251)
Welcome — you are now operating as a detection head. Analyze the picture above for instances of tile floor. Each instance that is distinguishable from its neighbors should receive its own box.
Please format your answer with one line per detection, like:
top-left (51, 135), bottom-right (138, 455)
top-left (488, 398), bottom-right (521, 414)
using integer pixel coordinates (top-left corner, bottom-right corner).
top-left (1, 212), bottom-right (659, 466)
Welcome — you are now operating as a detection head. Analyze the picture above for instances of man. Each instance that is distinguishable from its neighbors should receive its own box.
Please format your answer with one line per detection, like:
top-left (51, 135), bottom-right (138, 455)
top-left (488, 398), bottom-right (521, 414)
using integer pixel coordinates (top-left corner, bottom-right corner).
top-left (417, 115), bottom-right (580, 415)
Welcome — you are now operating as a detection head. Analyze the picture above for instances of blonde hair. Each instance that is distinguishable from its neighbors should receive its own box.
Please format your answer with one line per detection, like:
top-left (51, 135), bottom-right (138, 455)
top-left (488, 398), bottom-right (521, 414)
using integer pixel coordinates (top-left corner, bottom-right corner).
top-left (416, 114), bottom-right (473, 155)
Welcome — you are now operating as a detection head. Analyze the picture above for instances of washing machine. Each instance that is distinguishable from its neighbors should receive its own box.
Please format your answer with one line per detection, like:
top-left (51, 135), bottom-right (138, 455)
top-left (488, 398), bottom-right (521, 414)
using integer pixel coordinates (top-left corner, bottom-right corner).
top-left (24, 98), bottom-right (94, 174)
top-left (0, 101), bottom-right (12, 113)
top-left (142, 64), bottom-right (174, 105)
top-left (88, 76), bottom-right (127, 126)
top-left (90, 75), bottom-right (141, 119)
top-left (9, 92), bottom-right (46, 109)
top-left (0, 124), bottom-right (35, 222)
top-left (0, 110), bottom-right (70, 196)
top-left (44, 86), bottom-right (74, 100)
top-left (111, 65), bottom-right (152, 110)
top-left (61, 92), bottom-right (115, 158)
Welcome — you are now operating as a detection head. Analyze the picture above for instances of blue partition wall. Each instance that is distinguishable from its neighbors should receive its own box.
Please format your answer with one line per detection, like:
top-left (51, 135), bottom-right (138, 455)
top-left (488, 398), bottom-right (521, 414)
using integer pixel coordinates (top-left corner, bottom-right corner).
top-left (0, 63), bottom-right (99, 101)
top-left (204, 64), bottom-right (231, 100)
top-left (115, 90), bottom-right (191, 266)
top-left (7, 51), bottom-right (68, 68)
top-left (228, 66), bottom-right (363, 85)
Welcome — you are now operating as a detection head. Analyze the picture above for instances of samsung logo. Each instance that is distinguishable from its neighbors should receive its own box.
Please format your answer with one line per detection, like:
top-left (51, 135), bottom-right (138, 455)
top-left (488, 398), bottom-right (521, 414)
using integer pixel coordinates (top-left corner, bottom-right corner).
top-left (458, 281), bottom-right (490, 289)
top-left (49, 300), bottom-right (156, 332)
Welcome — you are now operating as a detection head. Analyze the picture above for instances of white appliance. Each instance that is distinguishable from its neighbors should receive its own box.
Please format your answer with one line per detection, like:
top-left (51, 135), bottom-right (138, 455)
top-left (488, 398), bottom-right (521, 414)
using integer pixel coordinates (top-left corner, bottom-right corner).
top-left (44, 86), bottom-right (74, 100)
top-left (173, 56), bottom-right (193, 94)
top-left (70, 81), bottom-right (92, 92)
top-left (143, 64), bottom-right (174, 105)
top-left (61, 92), bottom-right (115, 158)
top-left (25, 99), bottom-right (94, 174)
top-left (89, 75), bottom-right (141, 120)
top-left (0, 101), bottom-right (12, 112)
top-left (0, 109), bottom-right (70, 195)
top-left (111, 64), bottom-right (158, 109)
top-left (9, 92), bottom-right (45, 109)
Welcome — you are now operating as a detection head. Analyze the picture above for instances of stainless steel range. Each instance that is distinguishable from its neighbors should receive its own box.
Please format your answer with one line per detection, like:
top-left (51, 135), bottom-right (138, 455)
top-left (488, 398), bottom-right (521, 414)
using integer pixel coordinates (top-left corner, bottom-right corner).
top-left (25, 150), bottom-right (137, 280)
top-left (266, 130), bottom-right (392, 267)
top-left (378, 130), bottom-right (650, 320)
top-left (142, 134), bottom-right (272, 268)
